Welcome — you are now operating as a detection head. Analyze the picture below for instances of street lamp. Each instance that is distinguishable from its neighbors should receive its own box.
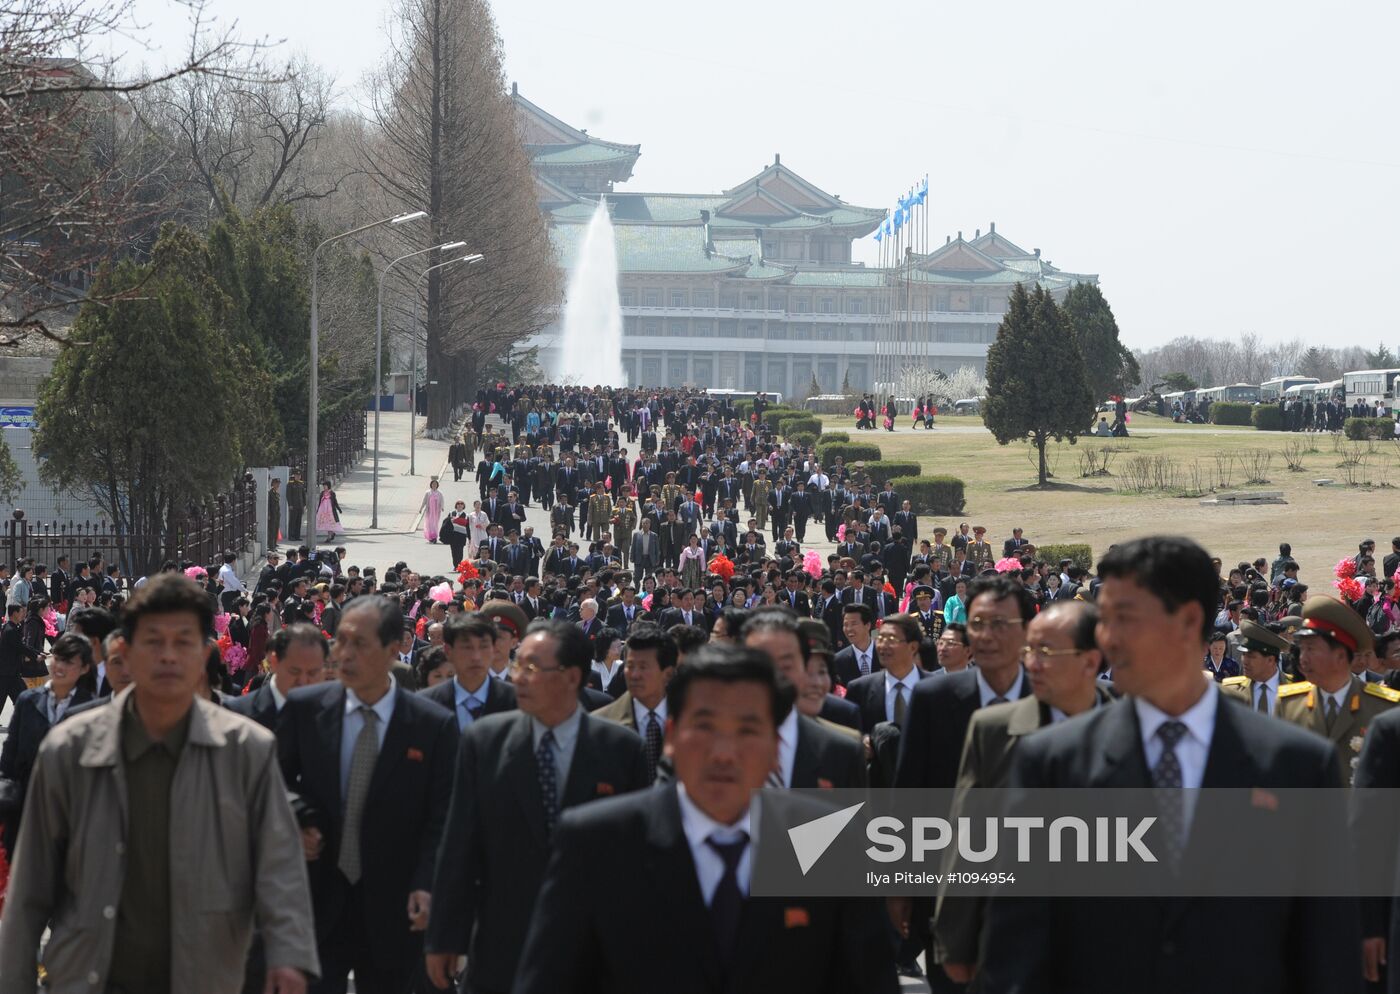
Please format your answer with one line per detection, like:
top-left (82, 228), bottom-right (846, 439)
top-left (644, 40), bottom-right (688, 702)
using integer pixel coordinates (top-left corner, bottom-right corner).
top-left (372, 240), bottom-right (466, 528)
top-left (306, 209), bottom-right (427, 552)
top-left (408, 253), bottom-right (484, 476)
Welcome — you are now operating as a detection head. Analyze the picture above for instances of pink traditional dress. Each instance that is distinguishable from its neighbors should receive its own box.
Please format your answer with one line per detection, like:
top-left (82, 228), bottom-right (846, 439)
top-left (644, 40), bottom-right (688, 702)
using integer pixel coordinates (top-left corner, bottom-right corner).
top-left (421, 483), bottom-right (445, 542)
top-left (316, 488), bottom-right (345, 538)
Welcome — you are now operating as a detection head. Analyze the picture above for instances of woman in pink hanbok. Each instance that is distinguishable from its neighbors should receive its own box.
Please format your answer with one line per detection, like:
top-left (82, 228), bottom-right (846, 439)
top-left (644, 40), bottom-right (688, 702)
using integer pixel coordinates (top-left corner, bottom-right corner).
top-left (315, 480), bottom-right (345, 540)
top-left (420, 477), bottom-right (445, 542)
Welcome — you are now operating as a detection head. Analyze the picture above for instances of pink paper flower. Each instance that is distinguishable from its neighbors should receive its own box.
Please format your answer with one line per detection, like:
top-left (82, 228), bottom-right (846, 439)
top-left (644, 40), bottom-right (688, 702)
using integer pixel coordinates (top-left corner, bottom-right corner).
top-left (994, 557), bottom-right (1023, 573)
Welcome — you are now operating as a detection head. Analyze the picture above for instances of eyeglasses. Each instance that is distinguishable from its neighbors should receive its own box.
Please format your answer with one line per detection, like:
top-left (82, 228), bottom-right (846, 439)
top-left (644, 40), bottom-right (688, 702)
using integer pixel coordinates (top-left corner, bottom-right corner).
top-left (509, 660), bottom-right (568, 676)
top-left (1019, 645), bottom-right (1083, 661)
top-left (967, 617), bottom-right (1025, 636)
top-left (874, 632), bottom-right (911, 645)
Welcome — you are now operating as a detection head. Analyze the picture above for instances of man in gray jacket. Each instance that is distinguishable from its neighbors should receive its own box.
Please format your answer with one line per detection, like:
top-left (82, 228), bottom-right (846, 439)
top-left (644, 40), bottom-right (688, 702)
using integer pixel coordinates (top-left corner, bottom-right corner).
top-left (0, 573), bottom-right (318, 994)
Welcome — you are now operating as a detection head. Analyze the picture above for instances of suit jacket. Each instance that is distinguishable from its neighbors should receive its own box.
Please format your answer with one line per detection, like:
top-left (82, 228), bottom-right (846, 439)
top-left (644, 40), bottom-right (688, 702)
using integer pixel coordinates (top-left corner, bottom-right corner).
top-left (630, 530), bottom-right (661, 572)
top-left (275, 681), bottom-right (458, 971)
top-left (1354, 708), bottom-right (1400, 960)
top-left (817, 693), bottom-right (862, 732)
top-left (418, 675), bottom-right (517, 728)
top-left (894, 667), bottom-right (1032, 791)
top-left (976, 692), bottom-right (1357, 994)
top-left (585, 667), bottom-right (627, 700)
top-left (224, 681), bottom-right (279, 730)
top-left (844, 669), bottom-right (935, 733)
top-left (659, 607), bottom-right (708, 633)
top-left (893, 510), bottom-right (918, 541)
top-left (833, 644), bottom-right (882, 688)
top-left (818, 595), bottom-right (847, 651)
top-left (933, 686), bottom-right (1116, 964)
top-left (782, 589), bottom-right (812, 617)
top-left (511, 784), bottom-right (898, 994)
top-left (424, 710), bottom-right (649, 993)
top-left (0, 686), bottom-right (94, 792)
top-left (605, 601), bottom-right (645, 634)
top-left (792, 713), bottom-right (867, 788)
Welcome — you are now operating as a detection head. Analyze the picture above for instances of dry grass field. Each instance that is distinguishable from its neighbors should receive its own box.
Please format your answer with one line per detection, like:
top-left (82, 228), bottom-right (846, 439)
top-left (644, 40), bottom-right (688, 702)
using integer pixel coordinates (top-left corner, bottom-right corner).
top-left (818, 412), bottom-right (1400, 590)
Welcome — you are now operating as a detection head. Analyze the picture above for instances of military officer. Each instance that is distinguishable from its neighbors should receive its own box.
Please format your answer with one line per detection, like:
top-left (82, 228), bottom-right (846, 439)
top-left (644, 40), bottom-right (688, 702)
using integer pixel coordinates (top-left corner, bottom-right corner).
top-left (612, 491), bottom-right (638, 568)
top-left (749, 470), bottom-right (773, 532)
top-left (586, 481), bottom-right (613, 543)
top-left (660, 471), bottom-right (684, 514)
top-left (966, 525), bottom-right (994, 567)
top-left (1276, 595), bottom-right (1400, 784)
top-left (929, 526), bottom-right (954, 570)
top-left (1220, 619), bottom-right (1292, 715)
top-left (911, 585), bottom-right (944, 641)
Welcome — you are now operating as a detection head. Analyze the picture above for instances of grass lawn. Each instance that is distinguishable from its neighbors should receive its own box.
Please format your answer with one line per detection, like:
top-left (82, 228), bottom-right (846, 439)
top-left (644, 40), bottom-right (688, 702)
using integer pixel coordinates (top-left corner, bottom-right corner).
top-left (818, 412), bottom-right (1399, 590)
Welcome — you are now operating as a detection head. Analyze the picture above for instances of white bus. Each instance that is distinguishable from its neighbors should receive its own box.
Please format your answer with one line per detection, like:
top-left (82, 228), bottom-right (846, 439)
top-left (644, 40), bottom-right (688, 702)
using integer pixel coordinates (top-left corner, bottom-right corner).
top-left (704, 388), bottom-right (785, 407)
top-left (1342, 369), bottom-right (1400, 409)
top-left (1260, 376), bottom-right (1318, 402)
top-left (1315, 379), bottom-right (1346, 404)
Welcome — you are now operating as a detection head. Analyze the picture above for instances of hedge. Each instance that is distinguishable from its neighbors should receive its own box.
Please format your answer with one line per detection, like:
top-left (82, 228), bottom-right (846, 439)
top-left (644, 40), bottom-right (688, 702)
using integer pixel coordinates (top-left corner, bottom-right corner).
top-left (1251, 405), bottom-right (1284, 431)
top-left (779, 416), bottom-right (822, 438)
top-left (890, 475), bottom-right (964, 515)
top-left (1344, 417), bottom-right (1396, 440)
top-left (1037, 543), bottom-right (1095, 572)
top-left (1210, 402), bottom-right (1253, 426)
top-left (733, 400), bottom-right (795, 422)
top-left (863, 460), bottom-right (922, 483)
top-left (817, 441), bottom-right (883, 466)
top-left (788, 431), bottom-right (818, 449)
top-left (817, 431), bottom-right (850, 444)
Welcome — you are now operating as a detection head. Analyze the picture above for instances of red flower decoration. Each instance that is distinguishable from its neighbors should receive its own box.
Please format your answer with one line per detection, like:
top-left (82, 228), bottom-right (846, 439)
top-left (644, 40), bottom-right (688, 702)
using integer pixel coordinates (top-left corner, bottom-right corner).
top-left (1335, 557), bottom-right (1357, 580)
top-left (1335, 576), bottom-right (1364, 602)
top-left (708, 554), bottom-right (735, 581)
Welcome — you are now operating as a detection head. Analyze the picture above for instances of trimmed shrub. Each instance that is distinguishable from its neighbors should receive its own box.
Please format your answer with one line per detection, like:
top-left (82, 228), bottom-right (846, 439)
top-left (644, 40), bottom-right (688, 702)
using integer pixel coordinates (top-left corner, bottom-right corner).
top-left (1344, 417), bottom-right (1395, 440)
top-left (1251, 405), bottom-right (1284, 431)
top-left (1037, 543), bottom-right (1095, 572)
top-left (817, 431), bottom-right (850, 444)
top-left (863, 460), bottom-right (922, 483)
top-left (779, 416), bottom-right (822, 438)
top-left (788, 431), bottom-right (818, 449)
top-left (891, 474), bottom-right (965, 515)
top-left (1210, 402), bottom-right (1253, 426)
top-left (817, 441), bottom-right (883, 466)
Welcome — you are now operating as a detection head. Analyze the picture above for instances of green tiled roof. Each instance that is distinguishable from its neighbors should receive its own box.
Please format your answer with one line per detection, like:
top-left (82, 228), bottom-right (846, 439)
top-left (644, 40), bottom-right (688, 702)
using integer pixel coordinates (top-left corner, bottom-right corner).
top-left (788, 270), bottom-right (887, 287)
top-left (550, 221), bottom-right (743, 274)
top-left (532, 141), bottom-right (639, 166)
top-left (607, 194), bottom-right (728, 222)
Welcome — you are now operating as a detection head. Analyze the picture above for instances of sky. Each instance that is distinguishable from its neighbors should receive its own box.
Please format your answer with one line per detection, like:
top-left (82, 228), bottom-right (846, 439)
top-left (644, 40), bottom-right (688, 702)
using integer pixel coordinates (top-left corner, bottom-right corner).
top-left (116, 0), bottom-right (1400, 350)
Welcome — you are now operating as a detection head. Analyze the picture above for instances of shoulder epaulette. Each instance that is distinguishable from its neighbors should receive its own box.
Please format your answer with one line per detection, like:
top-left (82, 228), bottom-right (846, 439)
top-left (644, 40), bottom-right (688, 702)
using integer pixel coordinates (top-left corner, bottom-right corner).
top-left (1364, 682), bottom-right (1400, 703)
top-left (1221, 676), bottom-right (1249, 687)
top-left (1278, 682), bottom-right (1313, 698)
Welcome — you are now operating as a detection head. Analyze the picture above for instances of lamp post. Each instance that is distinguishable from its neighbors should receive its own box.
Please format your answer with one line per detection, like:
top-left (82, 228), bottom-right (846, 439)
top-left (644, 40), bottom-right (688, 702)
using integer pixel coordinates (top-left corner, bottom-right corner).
top-left (373, 240), bottom-right (466, 528)
top-left (308, 209), bottom-right (427, 552)
top-left (408, 253), bottom-right (484, 478)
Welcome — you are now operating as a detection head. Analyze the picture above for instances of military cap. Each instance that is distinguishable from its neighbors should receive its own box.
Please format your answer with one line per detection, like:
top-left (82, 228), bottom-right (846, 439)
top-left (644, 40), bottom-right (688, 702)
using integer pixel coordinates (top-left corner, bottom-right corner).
top-left (1294, 595), bottom-right (1373, 655)
top-left (972, 525), bottom-right (987, 534)
top-left (797, 618), bottom-right (831, 653)
top-left (912, 585), bottom-right (936, 599)
top-left (1276, 615), bottom-right (1304, 639)
top-left (933, 526), bottom-right (948, 536)
top-left (1237, 619), bottom-right (1290, 657)
top-left (478, 600), bottom-right (529, 640)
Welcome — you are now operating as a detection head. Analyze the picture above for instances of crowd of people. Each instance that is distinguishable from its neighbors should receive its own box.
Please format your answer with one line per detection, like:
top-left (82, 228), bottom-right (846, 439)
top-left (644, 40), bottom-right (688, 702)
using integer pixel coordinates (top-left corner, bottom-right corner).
top-left (3, 386), bottom-right (1400, 993)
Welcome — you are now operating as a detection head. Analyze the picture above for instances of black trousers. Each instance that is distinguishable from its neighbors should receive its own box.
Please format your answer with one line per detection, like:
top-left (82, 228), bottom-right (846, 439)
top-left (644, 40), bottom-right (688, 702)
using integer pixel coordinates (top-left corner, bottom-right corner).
top-left (0, 674), bottom-right (25, 714)
top-left (312, 886), bottom-right (420, 994)
top-left (288, 507), bottom-right (303, 541)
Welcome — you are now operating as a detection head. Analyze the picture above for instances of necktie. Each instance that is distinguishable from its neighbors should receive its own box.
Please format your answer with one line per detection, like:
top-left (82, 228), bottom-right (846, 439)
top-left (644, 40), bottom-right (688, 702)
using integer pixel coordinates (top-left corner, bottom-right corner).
top-left (645, 711), bottom-right (663, 782)
top-left (338, 706), bottom-right (381, 885)
top-left (859, 650), bottom-right (870, 676)
top-left (893, 683), bottom-right (907, 726)
top-left (465, 697), bottom-right (484, 722)
top-left (1256, 684), bottom-right (1269, 713)
top-left (1325, 695), bottom-right (1340, 732)
top-left (537, 729), bottom-right (560, 834)
top-left (706, 832), bottom-right (750, 970)
top-left (1152, 720), bottom-right (1188, 870)
top-left (989, 695), bottom-right (1008, 706)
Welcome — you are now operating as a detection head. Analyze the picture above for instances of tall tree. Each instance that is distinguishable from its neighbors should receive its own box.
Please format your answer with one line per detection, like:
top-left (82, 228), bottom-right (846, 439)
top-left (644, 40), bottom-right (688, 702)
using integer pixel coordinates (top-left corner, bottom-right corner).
top-left (1162, 372), bottom-right (1198, 392)
top-left (367, 0), bottom-right (559, 428)
top-left (1364, 343), bottom-right (1397, 368)
top-left (32, 223), bottom-right (246, 573)
top-left (1061, 283), bottom-right (1139, 399)
top-left (983, 284), bottom-right (1095, 485)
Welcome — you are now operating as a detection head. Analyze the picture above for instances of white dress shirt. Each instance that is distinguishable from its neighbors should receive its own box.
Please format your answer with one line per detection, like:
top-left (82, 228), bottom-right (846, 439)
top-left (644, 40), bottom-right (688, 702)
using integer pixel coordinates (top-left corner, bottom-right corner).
top-left (850, 640), bottom-right (876, 677)
top-left (340, 680), bottom-right (398, 797)
top-left (1049, 693), bottom-right (1103, 725)
top-left (677, 782), bottom-right (752, 904)
top-left (632, 696), bottom-right (668, 734)
top-left (218, 562), bottom-right (244, 594)
top-left (1252, 671), bottom-right (1282, 716)
top-left (532, 704), bottom-right (583, 787)
top-left (775, 708), bottom-right (799, 788)
top-left (883, 669), bottom-right (920, 723)
top-left (1134, 684), bottom-right (1219, 831)
top-left (975, 667), bottom-right (1026, 707)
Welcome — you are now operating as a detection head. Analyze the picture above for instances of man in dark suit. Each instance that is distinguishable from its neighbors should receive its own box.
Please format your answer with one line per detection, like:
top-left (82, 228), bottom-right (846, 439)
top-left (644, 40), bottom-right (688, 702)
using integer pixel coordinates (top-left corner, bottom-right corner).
top-left (1001, 526), bottom-right (1029, 558)
top-left (932, 600), bottom-right (1114, 984)
top-left (511, 645), bottom-right (898, 994)
top-left (1355, 703), bottom-right (1400, 988)
top-left (975, 536), bottom-right (1357, 994)
top-left (844, 612), bottom-right (932, 733)
top-left (424, 620), bottom-right (649, 994)
top-left (834, 603), bottom-right (881, 687)
top-left (741, 610), bottom-right (866, 788)
top-left (591, 622), bottom-right (676, 782)
top-left (419, 613), bottom-right (516, 731)
top-left (276, 597), bottom-right (459, 994)
top-left (893, 500), bottom-right (918, 543)
top-left (817, 581), bottom-right (846, 651)
top-left (781, 572), bottom-right (812, 616)
top-left (226, 623), bottom-right (328, 730)
top-left (605, 586), bottom-right (644, 634)
top-left (0, 602), bottom-right (43, 711)
top-left (661, 589), bottom-right (707, 633)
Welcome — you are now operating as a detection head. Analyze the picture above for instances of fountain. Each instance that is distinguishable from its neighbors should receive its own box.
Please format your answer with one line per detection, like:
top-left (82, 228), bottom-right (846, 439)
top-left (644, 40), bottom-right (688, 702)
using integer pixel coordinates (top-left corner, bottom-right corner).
top-left (556, 197), bottom-right (625, 386)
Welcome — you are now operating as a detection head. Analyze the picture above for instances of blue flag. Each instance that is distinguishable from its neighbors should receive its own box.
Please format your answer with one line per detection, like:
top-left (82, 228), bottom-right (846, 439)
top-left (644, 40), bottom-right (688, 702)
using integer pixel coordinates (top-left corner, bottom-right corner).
top-left (873, 226), bottom-right (883, 242)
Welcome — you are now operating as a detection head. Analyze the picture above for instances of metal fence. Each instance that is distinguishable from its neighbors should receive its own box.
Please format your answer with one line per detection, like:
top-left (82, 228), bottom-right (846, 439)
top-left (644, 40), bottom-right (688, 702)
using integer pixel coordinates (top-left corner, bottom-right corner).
top-left (287, 410), bottom-right (368, 483)
top-left (1, 472), bottom-right (260, 577)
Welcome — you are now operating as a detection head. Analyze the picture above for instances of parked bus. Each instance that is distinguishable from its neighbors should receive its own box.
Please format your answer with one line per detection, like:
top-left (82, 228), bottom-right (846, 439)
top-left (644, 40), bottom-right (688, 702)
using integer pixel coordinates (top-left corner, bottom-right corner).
top-left (1162, 389), bottom-right (1198, 406)
top-left (1315, 379), bottom-right (1346, 404)
top-left (1342, 369), bottom-right (1400, 409)
top-left (1260, 376), bottom-right (1318, 402)
top-left (704, 388), bottom-right (785, 407)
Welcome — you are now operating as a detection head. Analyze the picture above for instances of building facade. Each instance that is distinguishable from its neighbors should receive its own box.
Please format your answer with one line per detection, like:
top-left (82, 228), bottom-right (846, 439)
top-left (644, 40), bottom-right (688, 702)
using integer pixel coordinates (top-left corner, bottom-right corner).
top-left (516, 86), bottom-right (1097, 394)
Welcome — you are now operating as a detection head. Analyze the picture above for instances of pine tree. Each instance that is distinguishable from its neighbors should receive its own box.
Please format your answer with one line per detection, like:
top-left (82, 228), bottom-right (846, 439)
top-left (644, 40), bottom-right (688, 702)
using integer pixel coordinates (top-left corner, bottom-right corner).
top-left (1364, 343), bottom-right (1397, 368)
top-left (841, 367), bottom-right (853, 395)
top-left (983, 284), bottom-right (1095, 485)
top-left (1061, 283), bottom-right (1139, 400)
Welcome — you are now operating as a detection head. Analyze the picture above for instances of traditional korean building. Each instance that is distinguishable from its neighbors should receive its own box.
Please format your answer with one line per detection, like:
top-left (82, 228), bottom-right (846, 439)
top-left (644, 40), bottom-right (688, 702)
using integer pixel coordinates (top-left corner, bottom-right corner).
top-left (515, 85), bottom-right (1097, 394)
